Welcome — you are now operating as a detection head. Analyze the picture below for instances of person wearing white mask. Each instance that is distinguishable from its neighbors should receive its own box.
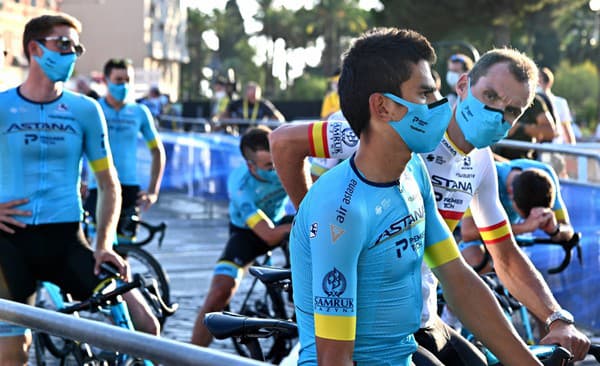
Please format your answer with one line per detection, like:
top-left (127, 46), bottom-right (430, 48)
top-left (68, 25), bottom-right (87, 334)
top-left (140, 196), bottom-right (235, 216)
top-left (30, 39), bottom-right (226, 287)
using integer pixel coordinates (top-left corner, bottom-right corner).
top-left (445, 53), bottom-right (474, 107)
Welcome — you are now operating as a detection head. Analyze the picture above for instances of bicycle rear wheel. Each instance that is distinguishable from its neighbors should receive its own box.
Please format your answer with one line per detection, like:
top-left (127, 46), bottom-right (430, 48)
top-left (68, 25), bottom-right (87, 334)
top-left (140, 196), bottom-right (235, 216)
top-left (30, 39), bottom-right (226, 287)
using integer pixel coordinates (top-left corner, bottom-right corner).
top-left (115, 245), bottom-right (171, 325)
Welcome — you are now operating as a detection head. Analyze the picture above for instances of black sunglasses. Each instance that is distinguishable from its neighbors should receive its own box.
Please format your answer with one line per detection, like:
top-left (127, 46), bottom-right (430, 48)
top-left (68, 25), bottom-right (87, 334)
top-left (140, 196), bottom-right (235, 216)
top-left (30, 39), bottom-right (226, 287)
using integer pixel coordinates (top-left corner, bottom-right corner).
top-left (38, 36), bottom-right (85, 57)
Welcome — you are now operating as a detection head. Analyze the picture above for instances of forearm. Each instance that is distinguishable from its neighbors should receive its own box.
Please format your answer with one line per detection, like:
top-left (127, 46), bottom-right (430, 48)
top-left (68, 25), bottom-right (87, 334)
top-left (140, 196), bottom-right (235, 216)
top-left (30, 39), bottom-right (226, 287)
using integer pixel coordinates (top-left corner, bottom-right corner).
top-left (270, 125), bottom-right (313, 208)
top-left (316, 337), bottom-right (354, 366)
top-left (491, 241), bottom-right (561, 322)
top-left (148, 146), bottom-right (166, 195)
top-left (437, 261), bottom-right (541, 365)
top-left (95, 169), bottom-right (122, 251)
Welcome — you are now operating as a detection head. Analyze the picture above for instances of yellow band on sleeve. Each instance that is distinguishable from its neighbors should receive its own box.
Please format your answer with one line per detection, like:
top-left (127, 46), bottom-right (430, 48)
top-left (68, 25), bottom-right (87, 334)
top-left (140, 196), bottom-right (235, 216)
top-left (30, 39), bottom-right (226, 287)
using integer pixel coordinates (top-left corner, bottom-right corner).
top-left (309, 122), bottom-right (328, 158)
top-left (424, 237), bottom-right (460, 268)
top-left (554, 208), bottom-right (566, 222)
top-left (479, 221), bottom-right (511, 244)
top-left (89, 157), bottom-right (110, 172)
top-left (463, 207), bottom-right (473, 218)
top-left (246, 210), bottom-right (270, 229)
top-left (146, 139), bottom-right (159, 149)
top-left (314, 313), bottom-right (356, 341)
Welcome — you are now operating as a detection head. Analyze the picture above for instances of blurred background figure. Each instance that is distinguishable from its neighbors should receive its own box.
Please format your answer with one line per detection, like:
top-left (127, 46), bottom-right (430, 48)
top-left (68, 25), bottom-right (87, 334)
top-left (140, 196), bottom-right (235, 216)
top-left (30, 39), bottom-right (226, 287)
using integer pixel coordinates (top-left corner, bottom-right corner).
top-left (210, 76), bottom-right (231, 120)
top-left (538, 67), bottom-right (577, 144)
top-left (445, 53), bottom-right (473, 107)
top-left (140, 85), bottom-right (169, 123)
top-left (75, 75), bottom-right (100, 99)
top-left (320, 68), bottom-right (340, 119)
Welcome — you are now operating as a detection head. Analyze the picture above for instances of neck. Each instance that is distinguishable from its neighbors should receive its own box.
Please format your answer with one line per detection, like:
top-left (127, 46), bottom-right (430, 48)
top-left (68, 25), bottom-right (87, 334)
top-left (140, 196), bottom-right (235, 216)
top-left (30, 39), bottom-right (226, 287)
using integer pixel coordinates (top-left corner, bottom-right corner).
top-left (19, 68), bottom-right (62, 103)
top-left (446, 113), bottom-right (474, 154)
top-left (106, 94), bottom-right (125, 110)
top-left (354, 122), bottom-right (410, 183)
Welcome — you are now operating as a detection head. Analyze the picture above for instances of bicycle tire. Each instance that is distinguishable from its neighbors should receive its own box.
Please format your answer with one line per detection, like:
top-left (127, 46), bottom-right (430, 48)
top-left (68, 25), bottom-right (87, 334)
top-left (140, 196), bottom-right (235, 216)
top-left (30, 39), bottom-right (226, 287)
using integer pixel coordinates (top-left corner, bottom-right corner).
top-left (34, 283), bottom-right (75, 360)
top-left (114, 245), bottom-right (171, 325)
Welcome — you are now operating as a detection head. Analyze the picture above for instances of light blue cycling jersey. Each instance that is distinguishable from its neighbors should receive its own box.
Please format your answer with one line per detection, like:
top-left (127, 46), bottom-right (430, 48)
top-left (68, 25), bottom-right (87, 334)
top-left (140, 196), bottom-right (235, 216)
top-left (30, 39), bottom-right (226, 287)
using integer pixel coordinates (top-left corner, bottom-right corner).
top-left (495, 159), bottom-right (566, 223)
top-left (88, 98), bottom-right (159, 188)
top-left (227, 164), bottom-right (289, 229)
top-left (290, 154), bottom-right (459, 365)
top-left (0, 87), bottom-right (111, 225)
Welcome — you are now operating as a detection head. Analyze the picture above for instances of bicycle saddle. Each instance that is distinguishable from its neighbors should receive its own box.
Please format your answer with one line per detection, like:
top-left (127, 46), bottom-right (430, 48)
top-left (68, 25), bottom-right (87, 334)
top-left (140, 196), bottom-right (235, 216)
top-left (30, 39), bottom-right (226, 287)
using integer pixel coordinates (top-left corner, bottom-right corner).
top-left (249, 266), bottom-right (291, 285)
top-left (204, 311), bottom-right (297, 339)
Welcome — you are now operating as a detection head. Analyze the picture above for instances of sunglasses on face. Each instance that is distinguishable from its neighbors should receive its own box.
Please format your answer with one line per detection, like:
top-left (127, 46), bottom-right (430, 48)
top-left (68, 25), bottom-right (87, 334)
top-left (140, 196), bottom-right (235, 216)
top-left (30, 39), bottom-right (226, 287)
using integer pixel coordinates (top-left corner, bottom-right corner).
top-left (37, 36), bottom-right (85, 56)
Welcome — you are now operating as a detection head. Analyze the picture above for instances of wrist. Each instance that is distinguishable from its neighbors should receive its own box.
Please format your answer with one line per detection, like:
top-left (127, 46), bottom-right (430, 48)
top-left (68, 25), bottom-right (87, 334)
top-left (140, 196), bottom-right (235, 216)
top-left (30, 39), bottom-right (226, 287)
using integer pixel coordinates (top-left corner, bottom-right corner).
top-left (546, 223), bottom-right (560, 237)
top-left (545, 309), bottom-right (574, 331)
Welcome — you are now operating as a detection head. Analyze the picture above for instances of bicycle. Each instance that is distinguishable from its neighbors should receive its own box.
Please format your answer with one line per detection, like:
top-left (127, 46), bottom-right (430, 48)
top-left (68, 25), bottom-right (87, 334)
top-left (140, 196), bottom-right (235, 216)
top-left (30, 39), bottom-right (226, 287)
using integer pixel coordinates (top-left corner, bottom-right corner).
top-left (33, 263), bottom-right (174, 365)
top-left (207, 265), bottom-right (296, 364)
top-left (83, 212), bottom-right (174, 326)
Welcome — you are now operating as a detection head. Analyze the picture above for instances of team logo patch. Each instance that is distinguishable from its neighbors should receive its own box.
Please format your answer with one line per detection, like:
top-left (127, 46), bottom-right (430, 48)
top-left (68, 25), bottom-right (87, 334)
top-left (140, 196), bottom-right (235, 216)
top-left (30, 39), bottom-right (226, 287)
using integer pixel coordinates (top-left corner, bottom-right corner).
top-left (310, 223), bottom-right (318, 238)
top-left (342, 127), bottom-right (359, 147)
top-left (57, 103), bottom-right (69, 112)
top-left (330, 224), bottom-right (345, 243)
top-left (314, 268), bottom-right (354, 312)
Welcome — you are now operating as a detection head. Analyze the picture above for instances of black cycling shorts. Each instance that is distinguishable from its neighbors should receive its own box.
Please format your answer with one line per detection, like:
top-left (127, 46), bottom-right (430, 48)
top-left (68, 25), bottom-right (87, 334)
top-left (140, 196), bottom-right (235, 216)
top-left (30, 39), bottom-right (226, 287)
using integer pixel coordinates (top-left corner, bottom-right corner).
top-left (84, 185), bottom-right (140, 237)
top-left (0, 222), bottom-right (102, 304)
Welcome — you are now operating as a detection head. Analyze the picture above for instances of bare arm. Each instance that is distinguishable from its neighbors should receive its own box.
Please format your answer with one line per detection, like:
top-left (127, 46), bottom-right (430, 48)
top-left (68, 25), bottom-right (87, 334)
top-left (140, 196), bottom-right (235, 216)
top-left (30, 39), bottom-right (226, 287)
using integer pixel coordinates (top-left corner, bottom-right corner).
top-left (521, 110), bottom-right (557, 142)
top-left (94, 168), bottom-right (127, 278)
top-left (270, 124), bottom-right (313, 208)
top-left (433, 257), bottom-right (541, 365)
top-left (138, 144), bottom-right (166, 211)
top-left (251, 220), bottom-right (291, 247)
top-left (316, 337), bottom-right (354, 366)
top-left (488, 238), bottom-right (589, 360)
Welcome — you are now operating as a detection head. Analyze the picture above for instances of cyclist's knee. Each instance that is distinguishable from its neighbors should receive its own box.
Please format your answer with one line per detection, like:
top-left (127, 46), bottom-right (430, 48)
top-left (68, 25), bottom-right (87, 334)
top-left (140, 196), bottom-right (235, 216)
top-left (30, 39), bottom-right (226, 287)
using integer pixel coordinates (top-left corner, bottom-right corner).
top-left (0, 333), bottom-right (31, 366)
top-left (123, 291), bottom-right (160, 336)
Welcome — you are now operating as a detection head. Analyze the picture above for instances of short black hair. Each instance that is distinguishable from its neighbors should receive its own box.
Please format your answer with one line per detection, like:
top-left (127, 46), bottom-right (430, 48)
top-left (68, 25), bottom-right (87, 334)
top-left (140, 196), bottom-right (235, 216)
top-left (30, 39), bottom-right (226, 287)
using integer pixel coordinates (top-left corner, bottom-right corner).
top-left (512, 168), bottom-right (555, 217)
top-left (103, 58), bottom-right (132, 78)
top-left (240, 125), bottom-right (272, 160)
top-left (338, 27), bottom-right (436, 137)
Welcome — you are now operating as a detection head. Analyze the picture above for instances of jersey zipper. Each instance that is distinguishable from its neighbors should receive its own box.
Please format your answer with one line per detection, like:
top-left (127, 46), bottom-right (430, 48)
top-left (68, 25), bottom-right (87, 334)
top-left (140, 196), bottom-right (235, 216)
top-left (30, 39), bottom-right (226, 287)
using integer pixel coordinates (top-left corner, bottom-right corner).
top-left (37, 103), bottom-right (48, 225)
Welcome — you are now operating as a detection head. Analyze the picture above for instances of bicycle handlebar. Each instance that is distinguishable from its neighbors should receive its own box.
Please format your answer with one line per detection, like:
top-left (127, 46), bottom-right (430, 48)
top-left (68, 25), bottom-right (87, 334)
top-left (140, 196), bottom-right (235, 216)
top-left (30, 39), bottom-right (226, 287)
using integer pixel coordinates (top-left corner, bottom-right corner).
top-left (120, 215), bottom-right (167, 248)
top-left (515, 232), bottom-right (582, 274)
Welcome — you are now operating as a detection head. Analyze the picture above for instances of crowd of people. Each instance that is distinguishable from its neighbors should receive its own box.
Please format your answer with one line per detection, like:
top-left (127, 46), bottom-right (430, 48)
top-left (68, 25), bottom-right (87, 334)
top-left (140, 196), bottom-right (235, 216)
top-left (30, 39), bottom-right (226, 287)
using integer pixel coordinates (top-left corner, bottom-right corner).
top-left (0, 10), bottom-right (594, 366)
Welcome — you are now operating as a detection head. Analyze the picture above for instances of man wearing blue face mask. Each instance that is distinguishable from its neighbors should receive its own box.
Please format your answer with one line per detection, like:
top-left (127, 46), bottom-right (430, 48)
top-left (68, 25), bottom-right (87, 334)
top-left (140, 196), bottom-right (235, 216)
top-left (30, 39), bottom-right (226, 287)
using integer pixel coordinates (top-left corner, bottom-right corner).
top-left (190, 125), bottom-right (293, 347)
top-left (270, 48), bottom-right (590, 364)
top-left (83, 58), bottom-right (165, 240)
top-left (0, 14), bottom-right (159, 364)
top-left (277, 29), bottom-right (542, 366)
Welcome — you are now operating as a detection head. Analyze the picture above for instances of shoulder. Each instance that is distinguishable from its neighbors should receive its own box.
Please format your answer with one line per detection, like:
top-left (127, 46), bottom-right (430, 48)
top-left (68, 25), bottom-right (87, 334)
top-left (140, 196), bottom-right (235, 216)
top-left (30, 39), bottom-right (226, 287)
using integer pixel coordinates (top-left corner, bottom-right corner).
top-left (63, 90), bottom-right (103, 114)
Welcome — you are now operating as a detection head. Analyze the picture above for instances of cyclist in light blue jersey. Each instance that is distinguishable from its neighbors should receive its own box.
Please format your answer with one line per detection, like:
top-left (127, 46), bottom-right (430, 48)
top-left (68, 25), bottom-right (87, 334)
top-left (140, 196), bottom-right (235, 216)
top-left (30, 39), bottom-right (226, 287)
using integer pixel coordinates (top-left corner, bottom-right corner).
top-left (289, 28), bottom-right (540, 366)
top-left (83, 58), bottom-right (165, 238)
top-left (0, 14), bottom-right (156, 364)
top-left (191, 126), bottom-right (292, 347)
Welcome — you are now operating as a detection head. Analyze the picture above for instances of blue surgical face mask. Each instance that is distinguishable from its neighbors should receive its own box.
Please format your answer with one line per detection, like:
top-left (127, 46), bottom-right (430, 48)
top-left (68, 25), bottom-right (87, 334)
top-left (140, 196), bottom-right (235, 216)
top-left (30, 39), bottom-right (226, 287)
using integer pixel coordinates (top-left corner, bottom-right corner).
top-left (384, 93), bottom-right (453, 153)
top-left (455, 79), bottom-right (512, 149)
top-left (255, 167), bottom-right (280, 184)
top-left (107, 82), bottom-right (130, 102)
top-left (33, 42), bottom-right (77, 82)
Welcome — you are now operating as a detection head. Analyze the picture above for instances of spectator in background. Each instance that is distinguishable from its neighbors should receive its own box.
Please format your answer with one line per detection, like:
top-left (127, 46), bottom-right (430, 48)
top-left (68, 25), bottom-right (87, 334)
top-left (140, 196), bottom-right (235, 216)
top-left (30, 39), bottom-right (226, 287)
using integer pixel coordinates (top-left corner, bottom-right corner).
top-left (140, 85), bottom-right (168, 121)
top-left (210, 76), bottom-right (231, 119)
top-left (538, 67), bottom-right (576, 144)
top-left (217, 81), bottom-right (285, 134)
top-left (445, 53), bottom-right (473, 107)
top-left (75, 75), bottom-right (100, 99)
top-left (320, 68), bottom-right (340, 119)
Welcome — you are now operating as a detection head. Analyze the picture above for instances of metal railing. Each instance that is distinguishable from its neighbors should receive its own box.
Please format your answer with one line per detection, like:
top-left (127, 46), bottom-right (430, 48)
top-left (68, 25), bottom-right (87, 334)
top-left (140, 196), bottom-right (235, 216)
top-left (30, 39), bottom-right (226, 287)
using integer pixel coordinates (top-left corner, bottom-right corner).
top-left (493, 140), bottom-right (600, 185)
top-left (0, 299), bottom-right (266, 366)
top-left (157, 115), bottom-right (285, 134)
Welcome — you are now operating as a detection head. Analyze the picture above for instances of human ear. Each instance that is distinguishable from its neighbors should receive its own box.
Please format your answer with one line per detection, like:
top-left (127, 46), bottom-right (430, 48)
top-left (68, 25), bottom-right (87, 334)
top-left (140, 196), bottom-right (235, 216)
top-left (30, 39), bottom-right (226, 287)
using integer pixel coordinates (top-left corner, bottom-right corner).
top-left (368, 93), bottom-right (395, 122)
top-left (455, 73), bottom-right (470, 99)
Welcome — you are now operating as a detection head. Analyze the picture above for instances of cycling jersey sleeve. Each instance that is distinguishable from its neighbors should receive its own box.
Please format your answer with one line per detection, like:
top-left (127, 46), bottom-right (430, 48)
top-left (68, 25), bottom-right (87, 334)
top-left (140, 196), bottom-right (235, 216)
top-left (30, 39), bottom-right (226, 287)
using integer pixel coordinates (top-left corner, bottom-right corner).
top-left (308, 120), bottom-right (359, 159)
top-left (81, 98), bottom-right (111, 172)
top-left (138, 103), bottom-right (160, 149)
top-left (230, 188), bottom-right (274, 229)
top-left (413, 156), bottom-right (460, 269)
top-left (308, 190), bottom-right (366, 341)
top-left (470, 150), bottom-right (512, 245)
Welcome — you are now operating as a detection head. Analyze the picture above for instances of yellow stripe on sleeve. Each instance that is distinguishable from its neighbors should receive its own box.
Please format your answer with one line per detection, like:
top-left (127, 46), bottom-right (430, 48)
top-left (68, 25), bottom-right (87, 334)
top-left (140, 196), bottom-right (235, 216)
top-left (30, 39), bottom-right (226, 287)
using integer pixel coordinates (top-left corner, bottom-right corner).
top-left (89, 157), bottom-right (110, 172)
top-left (424, 237), bottom-right (461, 268)
top-left (554, 208), bottom-right (566, 222)
top-left (245, 210), bottom-right (270, 229)
top-left (310, 122), bottom-right (327, 157)
top-left (479, 222), bottom-right (511, 244)
top-left (146, 139), bottom-right (159, 149)
top-left (314, 313), bottom-right (356, 341)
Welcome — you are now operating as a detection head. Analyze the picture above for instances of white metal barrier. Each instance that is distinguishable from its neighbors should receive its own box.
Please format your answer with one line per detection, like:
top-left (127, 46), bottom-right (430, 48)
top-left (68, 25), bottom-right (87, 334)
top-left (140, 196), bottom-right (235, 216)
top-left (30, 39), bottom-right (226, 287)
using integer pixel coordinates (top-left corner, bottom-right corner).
top-left (0, 299), bottom-right (266, 366)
